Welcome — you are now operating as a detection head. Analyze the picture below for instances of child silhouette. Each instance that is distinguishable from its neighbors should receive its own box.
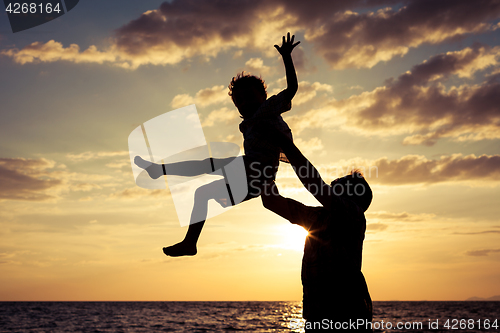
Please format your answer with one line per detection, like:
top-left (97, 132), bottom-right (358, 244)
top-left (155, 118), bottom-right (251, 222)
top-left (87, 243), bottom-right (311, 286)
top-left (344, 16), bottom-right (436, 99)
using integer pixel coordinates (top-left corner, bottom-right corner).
top-left (135, 33), bottom-right (300, 256)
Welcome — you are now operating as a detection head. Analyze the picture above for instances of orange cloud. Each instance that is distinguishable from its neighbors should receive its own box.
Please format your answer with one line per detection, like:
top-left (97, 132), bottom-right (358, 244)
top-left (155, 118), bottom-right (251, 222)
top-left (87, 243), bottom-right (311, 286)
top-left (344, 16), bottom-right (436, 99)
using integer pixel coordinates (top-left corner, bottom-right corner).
top-left (244, 57), bottom-right (272, 76)
top-left (66, 151), bottom-right (128, 162)
top-left (202, 107), bottom-right (237, 127)
top-left (294, 137), bottom-right (324, 156)
top-left (0, 40), bottom-right (119, 65)
top-left (0, 158), bottom-right (61, 201)
top-left (294, 81), bottom-right (332, 105)
top-left (171, 85), bottom-right (229, 109)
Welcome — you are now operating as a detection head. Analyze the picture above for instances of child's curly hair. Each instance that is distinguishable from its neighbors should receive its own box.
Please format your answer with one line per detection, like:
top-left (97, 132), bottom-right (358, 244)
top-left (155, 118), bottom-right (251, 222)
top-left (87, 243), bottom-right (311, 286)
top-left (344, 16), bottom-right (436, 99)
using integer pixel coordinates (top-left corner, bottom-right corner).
top-left (228, 72), bottom-right (267, 102)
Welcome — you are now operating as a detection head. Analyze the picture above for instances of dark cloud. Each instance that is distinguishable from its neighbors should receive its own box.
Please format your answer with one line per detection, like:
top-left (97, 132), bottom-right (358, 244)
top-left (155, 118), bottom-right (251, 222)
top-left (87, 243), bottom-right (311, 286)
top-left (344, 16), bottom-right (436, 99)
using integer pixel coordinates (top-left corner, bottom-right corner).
top-left (112, 0), bottom-right (382, 58)
top-left (114, 0), bottom-right (500, 68)
top-left (367, 211), bottom-right (435, 222)
top-left (306, 0), bottom-right (500, 68)
top-left (465, 248), bottom-right (500, 256)
top-left (371, 153), bottom-right (500, 185)
top-left (109, 187), bottom-right (168, 199)
top-left (366, 223), bottom-right (388, 231)
top-left (313, 153), bottom-right (500, 185)
top-left (356, 44), bottom-right (500, 145)
top-left (0, 158), bottom-right (61, 201)
top-left (3, 0), bottom-right (499, 69)
top-left (114, 0), bottom-right (262, 55)
top-left (454, 230), bottom-right (500, 235)
top-left (292, 44), bottom-right (500, 145)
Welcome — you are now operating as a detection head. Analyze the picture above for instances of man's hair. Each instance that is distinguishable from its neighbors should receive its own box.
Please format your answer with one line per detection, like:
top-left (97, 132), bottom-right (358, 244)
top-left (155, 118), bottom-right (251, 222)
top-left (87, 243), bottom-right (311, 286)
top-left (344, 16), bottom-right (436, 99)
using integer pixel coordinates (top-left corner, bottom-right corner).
top-left (228, 71), bottom-right (267, 102)
top-left (332, 169), bottom-right (373, 212)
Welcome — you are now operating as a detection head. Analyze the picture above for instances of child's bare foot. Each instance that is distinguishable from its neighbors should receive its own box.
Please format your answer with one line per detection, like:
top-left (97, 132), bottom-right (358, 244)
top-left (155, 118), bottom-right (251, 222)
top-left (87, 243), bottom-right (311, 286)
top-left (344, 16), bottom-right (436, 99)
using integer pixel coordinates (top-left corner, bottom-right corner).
top-left (163, 241), bottom-right (197, 257)
top-left (134, 156), bottom-right (163, 179)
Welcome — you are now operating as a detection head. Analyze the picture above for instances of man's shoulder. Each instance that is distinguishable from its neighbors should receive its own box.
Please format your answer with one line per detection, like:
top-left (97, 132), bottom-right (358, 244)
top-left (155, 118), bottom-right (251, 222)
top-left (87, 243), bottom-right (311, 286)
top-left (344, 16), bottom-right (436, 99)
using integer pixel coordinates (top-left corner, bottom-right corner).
top-left (287, 198), bottom-right (327, 227)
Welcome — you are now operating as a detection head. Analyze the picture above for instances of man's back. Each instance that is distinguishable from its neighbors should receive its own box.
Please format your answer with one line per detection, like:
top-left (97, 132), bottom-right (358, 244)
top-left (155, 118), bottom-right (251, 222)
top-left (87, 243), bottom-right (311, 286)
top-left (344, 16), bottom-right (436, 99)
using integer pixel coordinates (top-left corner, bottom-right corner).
top-left (286, 197), bottom-right (372, 325)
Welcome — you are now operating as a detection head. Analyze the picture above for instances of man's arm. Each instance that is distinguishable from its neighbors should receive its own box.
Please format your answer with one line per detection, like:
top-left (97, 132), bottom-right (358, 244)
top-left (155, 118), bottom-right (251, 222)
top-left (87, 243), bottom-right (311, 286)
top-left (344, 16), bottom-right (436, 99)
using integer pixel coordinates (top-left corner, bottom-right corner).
top-left (264, 127), bottom-right (332, 210)
top-left (261, 181), bottom-right (295, 222)
top-left (261, 181), bottom-right (319, 229)
top-left (275, 32), bottom-right (300, 101)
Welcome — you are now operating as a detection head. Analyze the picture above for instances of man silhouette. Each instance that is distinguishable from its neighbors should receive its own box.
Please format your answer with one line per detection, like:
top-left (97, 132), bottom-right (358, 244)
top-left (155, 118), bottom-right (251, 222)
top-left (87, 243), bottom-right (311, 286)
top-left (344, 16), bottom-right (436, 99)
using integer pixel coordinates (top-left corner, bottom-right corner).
top-left (261, 128), bottom-right (373, 332)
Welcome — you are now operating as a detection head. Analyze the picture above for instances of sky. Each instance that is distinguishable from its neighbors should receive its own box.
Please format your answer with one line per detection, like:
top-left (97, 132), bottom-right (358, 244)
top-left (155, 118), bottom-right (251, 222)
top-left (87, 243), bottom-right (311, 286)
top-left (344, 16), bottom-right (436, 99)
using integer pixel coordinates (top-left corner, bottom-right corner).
top-left (0, 0), bottom-right (499, 301)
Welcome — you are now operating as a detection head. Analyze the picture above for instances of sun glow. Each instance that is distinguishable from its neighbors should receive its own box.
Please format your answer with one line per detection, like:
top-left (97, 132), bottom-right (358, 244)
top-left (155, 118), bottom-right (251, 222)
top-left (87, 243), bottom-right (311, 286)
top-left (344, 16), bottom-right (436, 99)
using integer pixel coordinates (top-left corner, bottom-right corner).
top-left (278, 224), bottom-right (309, 251)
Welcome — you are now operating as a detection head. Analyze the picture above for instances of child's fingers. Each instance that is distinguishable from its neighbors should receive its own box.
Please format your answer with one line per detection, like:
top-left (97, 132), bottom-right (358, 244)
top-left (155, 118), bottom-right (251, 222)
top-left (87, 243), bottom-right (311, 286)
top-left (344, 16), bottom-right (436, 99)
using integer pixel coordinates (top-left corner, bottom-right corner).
top-left (292, 41), bottom-right (300, 48)
top-left (291, 34), bottom-right (295, 44)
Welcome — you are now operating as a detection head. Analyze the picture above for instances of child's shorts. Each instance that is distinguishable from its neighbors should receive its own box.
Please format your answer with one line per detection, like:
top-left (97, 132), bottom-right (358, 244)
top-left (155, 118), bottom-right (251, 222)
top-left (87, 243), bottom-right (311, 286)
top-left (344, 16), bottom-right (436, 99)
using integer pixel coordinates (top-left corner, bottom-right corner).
top-left (242, 155), bottom-right (279, 202)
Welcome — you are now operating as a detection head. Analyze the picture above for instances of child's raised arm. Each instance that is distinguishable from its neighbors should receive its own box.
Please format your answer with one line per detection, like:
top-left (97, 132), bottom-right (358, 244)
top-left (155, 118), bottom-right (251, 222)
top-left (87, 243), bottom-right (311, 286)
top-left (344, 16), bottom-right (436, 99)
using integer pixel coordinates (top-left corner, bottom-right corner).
top-left (274, 32), bottom-right (300, 101)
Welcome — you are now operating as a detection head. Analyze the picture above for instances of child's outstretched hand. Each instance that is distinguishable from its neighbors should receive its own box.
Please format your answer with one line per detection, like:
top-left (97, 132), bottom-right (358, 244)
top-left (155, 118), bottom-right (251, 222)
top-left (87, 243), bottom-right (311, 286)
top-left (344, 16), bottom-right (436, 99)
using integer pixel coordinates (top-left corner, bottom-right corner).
top-left (274, 32), bottom-right (300, 56)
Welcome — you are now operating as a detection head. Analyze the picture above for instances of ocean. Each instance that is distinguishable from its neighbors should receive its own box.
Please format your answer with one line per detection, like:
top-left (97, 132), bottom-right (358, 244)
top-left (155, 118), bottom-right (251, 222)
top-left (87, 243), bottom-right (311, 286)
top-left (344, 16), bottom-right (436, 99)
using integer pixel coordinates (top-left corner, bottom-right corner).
top-left (0, 301), bottom-right (498, 332)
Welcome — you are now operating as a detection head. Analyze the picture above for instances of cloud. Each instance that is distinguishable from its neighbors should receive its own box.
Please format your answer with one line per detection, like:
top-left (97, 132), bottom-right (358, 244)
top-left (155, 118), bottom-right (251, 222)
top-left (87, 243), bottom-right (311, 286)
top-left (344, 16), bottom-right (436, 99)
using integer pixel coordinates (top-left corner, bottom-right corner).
top-left (109, 187), bottom-right (168, 200)
top-left (0, 40), bottom-right (121, 66)
top-left (365, 211), bottom-right (435, 233)
top-left (465, 248), bottom-right (500, 256)
top-left (171, 85), bottom-right (228, 109)
top-left (454, 230), bottom-right (500, 235)
top-left (2, 0), bottom-right (293, 69)
top-left (194, 85), bottom-right (228, 106)
top-left (288, 46), bottom-right (309, 72)
top-left (105, 161), bottom-right (130, 169)
top-left (244, 57), bottom-right (271, 76)
top-left (369, 153), bottom-right (500, 185)
top-left (291, 44), bottom-right (500, 145)
top-left (171, 94), bottom-right (195, 109)
top-left (0, 158), bottom-right (62, 201)
top-left (304, 0), bottom-right (500, 69)
top-left (294, 81), bottom-right (333, 105)
top-left (66, 151), bottom-right (128, 162)
top-left (269, 78), bottom-right (332, 104)
top-left (202, 107), bottom-right (237, 127)
top-left (0, 154), bottom-right (123, 201)
top-left (367, 211), bottom-right (435, 222)
top-left (366, 223), bottom-right (388, 232)
top-left (3, 1), bottom-right (499, 70)
top-left (294, 137), bottom-right (324, 156)
top-left (277, 153), bottom-right (500, 186)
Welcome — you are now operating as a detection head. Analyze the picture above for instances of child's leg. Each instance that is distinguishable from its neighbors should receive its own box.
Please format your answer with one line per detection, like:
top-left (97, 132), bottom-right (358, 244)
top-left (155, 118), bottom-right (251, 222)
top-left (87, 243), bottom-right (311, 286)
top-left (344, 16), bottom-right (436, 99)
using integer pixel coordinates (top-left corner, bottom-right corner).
top-left (135, 156), bottom-right (235, 179)
top-left (163, 157), bottom-right (266, 256)
top-left (163, 156), bottom-right (273, 256)
top-left (163, 178), bottom-right (229, 257)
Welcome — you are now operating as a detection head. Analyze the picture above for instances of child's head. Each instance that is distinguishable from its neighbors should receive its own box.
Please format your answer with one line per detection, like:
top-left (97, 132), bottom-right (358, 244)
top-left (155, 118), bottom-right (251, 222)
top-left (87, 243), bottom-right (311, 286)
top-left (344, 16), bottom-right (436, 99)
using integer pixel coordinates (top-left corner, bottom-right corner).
top-left (228, 72), bottom-right (267, 118)
top-left (330, 169), bottom-right (372, 212)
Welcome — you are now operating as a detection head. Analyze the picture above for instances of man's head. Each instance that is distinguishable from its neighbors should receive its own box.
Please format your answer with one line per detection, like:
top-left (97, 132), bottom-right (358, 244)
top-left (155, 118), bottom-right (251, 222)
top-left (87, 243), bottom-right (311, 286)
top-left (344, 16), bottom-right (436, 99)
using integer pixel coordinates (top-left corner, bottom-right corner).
top-left (228, 72), bottom-right (267, 118)
top-left (330, 170), bottom-right (372, 212)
